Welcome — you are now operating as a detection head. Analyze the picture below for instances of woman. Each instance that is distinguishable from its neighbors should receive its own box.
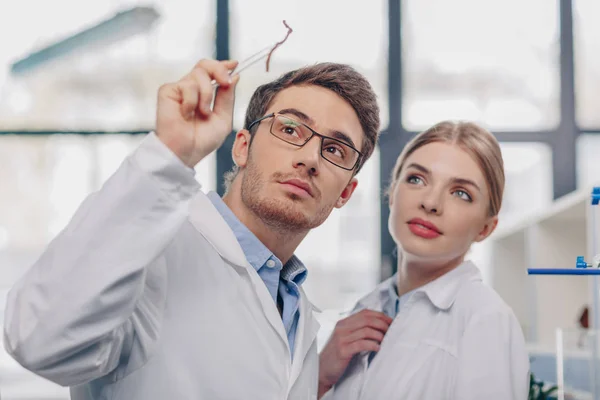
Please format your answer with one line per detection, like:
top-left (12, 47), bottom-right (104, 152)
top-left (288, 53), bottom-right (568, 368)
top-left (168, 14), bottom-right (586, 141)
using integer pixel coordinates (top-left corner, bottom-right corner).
top-left (318, 121), bottom-right (530, 400)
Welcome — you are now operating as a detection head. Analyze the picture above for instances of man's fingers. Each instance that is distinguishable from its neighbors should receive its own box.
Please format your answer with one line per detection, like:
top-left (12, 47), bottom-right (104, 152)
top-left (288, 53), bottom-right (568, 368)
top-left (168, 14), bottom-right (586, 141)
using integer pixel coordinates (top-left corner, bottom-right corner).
top-left (182, 59), bottom-right (239, 118)
top-left (213, 74), bottom-right (239, 119)
top-left (356, 309), bottom-right (394, 324)
top-left (194, 59), bottom-right (236, 87)
top-left (345, 340), bottom-right (380, 358)
top-left (345, 327), bottom-right (385, 345)
top-left (340, 311), bottom-right (393, 334)
top-left (363, 316), bottom-right (393, 333)
top-left (222, 59), bottom-right (239, 76)
top-left (186, 69), bottom-right (214, 117)
top-left (176, 80), bottom-right (201, 119)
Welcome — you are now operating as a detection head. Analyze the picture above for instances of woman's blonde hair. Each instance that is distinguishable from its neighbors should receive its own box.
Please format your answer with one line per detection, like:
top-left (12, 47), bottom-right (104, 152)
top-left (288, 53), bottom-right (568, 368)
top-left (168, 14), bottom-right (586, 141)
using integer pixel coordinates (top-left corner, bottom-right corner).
top-left (388, 121), bottom-right (505, 217)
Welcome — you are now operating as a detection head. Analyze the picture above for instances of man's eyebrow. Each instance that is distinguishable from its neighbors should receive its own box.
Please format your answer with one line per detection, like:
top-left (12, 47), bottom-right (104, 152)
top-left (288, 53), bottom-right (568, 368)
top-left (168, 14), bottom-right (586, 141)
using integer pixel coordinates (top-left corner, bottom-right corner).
top-left (328, 130), bottom-right (358, 149)
top-left (278, 108), bottom-right (314, 125)
top-left (278, 108), bottom-right (358, 149)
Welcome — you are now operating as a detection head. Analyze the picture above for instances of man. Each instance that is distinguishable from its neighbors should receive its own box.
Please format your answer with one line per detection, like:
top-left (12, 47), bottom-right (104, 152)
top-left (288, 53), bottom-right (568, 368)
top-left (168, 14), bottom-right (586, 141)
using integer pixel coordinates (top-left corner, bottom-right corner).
top-left (3, 58), bottom-right (385, 399)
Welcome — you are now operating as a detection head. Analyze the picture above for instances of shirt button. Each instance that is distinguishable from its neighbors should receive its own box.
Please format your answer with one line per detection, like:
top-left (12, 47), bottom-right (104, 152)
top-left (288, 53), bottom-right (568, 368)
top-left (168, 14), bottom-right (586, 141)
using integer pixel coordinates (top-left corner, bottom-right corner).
top-left (266, 260), bottom-right (276, 268)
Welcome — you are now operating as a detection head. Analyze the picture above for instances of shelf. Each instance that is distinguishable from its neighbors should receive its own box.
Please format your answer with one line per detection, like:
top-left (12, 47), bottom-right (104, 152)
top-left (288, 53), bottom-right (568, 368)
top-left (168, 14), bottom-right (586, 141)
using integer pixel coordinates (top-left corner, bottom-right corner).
top-left (492, 188), bottom-right (589, 242)
top-left (528, 268), bottom-right (600, 275)
top-left (485, 186), bottom-right (598, 348)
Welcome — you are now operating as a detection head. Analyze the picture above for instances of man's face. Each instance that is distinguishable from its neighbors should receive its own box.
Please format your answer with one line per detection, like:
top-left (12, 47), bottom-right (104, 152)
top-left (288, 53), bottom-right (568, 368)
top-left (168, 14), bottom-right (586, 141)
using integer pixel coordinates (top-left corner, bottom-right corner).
top-left (233, 85), bottom-right (365, 232)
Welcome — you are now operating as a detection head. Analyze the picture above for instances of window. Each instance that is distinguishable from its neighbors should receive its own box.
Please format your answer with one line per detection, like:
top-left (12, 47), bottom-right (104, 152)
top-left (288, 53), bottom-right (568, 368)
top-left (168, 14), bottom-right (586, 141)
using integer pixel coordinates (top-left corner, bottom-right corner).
top-left (0, 2), bottom-right (216, 396)
top-left (574, 0), bottom-right (600, 129)
top-left (0, 134), bottom-right (215, 283)
top-left (499, 142), bottom-right (553, 222)
top-left (472, 142), bottom-right (552, 284)
top-left (576, 134), bottom-right (600, 188)
top-left (0, 0), bottom-right (218, 289)
top-left (230, 0), bottom-right (389, 130)
top-left (402, 0), bottom-right (560, 131)
top-left (0, 0), bottom-right (215, 131)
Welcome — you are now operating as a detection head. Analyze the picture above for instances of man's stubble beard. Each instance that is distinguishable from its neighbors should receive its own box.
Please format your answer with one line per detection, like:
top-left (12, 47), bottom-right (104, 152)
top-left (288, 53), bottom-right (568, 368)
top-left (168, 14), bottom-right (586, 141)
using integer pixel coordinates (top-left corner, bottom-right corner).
top-left (240, 161), bottom-right (335, 234)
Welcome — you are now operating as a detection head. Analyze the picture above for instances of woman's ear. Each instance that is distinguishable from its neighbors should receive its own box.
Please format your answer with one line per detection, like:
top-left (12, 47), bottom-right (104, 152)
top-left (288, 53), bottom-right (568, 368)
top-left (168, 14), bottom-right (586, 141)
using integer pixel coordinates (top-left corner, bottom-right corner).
top-left (388, 183), bottom-right (396, 207)
top-left (475, 215), bottom-right (499, 242)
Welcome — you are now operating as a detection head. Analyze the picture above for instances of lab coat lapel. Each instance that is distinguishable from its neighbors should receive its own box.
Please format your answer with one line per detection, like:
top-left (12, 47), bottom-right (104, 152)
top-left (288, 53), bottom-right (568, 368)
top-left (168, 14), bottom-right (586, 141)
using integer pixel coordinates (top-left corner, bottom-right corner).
top-left (332, 350), bottom-right (370, 400)
top-left (187, 192), bottom-right (248, 267)
top-left (187, 192), bottom-right (289, 350)
top-left (289, 289), bottom-right (320, 385)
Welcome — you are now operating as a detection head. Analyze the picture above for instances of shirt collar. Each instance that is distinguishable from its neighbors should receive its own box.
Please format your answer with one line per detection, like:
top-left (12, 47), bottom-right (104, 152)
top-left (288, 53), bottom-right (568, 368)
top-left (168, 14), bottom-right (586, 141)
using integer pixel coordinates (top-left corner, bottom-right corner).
top-left (207, 191), bottom-right (307, 285)
top-left (412, 260), bottom-right (482, 310)
top-left (358, 260), bottom-right (482, 314)
top-left (283, 255), bottom-right (308, 285)
top-left (381, 276), bottom-right (400, 318)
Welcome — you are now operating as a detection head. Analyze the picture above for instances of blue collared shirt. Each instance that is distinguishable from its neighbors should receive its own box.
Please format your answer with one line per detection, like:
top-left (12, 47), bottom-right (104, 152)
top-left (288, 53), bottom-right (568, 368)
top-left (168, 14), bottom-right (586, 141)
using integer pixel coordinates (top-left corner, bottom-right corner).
top-left (381, 273), bottom-right (417, 319)
top-left (368, 274), bottom-right (414, 364)
top-left (207, 192), bottom-right (307, 359)
top-left (382, 275), bottom-right (401, 319)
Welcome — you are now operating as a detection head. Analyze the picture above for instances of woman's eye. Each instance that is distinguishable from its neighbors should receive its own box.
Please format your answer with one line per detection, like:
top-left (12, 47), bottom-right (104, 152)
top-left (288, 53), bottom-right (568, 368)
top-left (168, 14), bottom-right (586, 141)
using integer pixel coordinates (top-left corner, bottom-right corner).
top-left (407, 175), bottom-right (423, 185)
top-left (453, 189), bottom-right (472, 202)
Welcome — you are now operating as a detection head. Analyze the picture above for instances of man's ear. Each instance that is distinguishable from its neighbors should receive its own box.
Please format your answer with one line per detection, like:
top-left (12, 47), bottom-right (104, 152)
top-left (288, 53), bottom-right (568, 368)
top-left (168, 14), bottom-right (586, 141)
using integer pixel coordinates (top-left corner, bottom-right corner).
top-left (335, 178), bottom-right (358, 208)
top-left (231, 129), bottom-right (252, 168)
top-left (474, 215), bottom-right (499, 242)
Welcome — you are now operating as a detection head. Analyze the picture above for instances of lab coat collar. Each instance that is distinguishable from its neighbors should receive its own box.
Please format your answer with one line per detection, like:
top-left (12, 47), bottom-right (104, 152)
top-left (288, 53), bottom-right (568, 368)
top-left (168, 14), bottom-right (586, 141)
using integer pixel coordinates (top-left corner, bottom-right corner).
top-left (354, 278), bottom-right (392, 313)
top-left (187, 191), bottom-right (250, 268)
top-left (355, 260), bottom-right (482, 313)
top-left (415, 260), bottom-right (482, 310)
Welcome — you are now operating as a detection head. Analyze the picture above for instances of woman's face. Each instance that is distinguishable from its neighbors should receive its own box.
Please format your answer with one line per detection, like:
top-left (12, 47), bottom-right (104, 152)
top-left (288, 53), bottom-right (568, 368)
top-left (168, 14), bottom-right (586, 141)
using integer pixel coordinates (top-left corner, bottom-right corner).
top-left (388, 141), bottom-right (498, 264)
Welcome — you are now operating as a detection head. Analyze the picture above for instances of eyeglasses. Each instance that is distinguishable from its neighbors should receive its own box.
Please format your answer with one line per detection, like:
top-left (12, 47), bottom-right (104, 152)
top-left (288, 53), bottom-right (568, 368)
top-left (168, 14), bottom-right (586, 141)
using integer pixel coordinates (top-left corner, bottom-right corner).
top-left (248, 113), bottom-right (363, 171)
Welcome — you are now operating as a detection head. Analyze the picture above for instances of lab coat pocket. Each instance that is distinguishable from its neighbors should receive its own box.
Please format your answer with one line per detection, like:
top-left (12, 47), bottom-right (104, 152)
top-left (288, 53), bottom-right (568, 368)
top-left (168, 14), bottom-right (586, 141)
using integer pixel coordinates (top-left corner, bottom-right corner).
top-left (393, 341), bottom-right (439, 383)
top-left (363, 339), bottom-right (439, 396)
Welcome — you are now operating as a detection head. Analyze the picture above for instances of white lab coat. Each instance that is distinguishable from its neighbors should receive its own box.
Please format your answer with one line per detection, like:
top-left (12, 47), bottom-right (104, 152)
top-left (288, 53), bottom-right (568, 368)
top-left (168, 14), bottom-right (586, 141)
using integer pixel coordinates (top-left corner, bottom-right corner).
top-left (323, 261), bottom-right (530, 400)
top-left (3, 132), bottom-right (320, 400)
